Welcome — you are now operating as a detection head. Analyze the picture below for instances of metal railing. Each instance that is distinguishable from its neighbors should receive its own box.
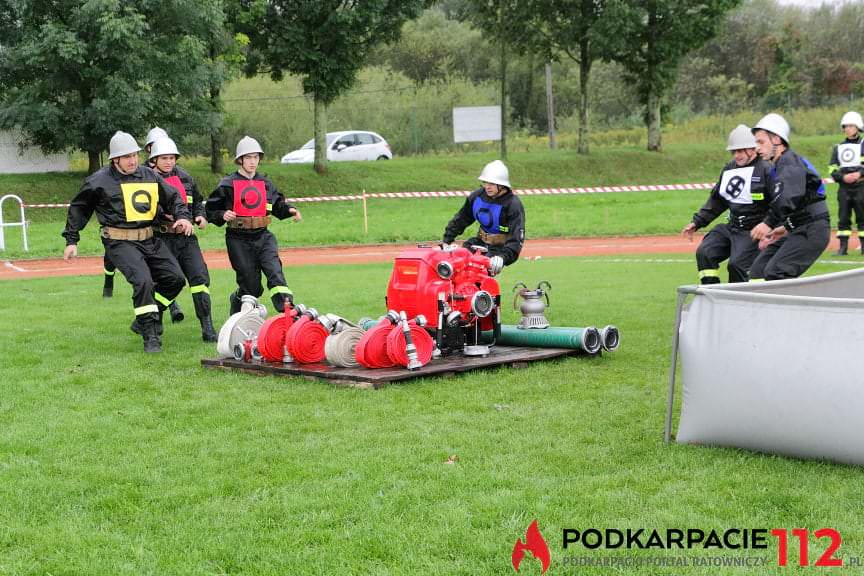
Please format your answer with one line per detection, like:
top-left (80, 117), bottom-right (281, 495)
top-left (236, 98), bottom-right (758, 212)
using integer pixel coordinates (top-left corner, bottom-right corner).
top-left (0, 194), bottom-right (29, 252)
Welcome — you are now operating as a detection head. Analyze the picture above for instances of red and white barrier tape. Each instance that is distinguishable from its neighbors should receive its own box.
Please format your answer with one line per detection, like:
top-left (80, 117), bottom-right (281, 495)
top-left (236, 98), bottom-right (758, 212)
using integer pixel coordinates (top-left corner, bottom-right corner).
top-left (22, 178), bottom-right (837, 208)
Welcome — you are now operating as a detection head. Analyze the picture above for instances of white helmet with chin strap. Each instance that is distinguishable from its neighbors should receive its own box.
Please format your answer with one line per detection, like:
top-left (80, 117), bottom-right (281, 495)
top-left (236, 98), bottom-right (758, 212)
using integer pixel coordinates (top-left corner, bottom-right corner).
top-left (144, 126), bottom-right (169, 148)
top-left (149, 137), bottom-right (180, 160)
top-left (726, 124), bottom-right (757, 151)
top-left (752, 113), bottom-right (791, 144)
top-left (840, 111), bottom-right (863, 130)
top-left (478, 160), bottom-right (511, 188)
top-left (108, 131), bottom-right (141, 159)
top-left (235, 136), bottom-right (264, 161)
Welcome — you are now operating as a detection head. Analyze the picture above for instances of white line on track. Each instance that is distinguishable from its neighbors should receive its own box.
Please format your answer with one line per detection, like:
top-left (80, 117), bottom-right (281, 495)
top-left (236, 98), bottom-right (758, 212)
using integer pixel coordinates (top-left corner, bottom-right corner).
top-left (3, 261), bottom-right (28, 272)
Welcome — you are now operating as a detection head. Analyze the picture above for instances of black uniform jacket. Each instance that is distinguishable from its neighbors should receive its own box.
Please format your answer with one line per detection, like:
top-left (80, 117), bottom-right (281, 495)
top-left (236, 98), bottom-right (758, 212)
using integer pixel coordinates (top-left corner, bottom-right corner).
top-left (764, 149), bottom-right (828, 230)
top-left (692, 157), bottom-right (775, 231)
top-left (442, 186), bottom-right (526, 265)
top-left (62, 164), bottom-right (190, 245)
top-left (829, 136), bottom-right (864, 193)
top-left (205, 171), bottom-right (296, 231)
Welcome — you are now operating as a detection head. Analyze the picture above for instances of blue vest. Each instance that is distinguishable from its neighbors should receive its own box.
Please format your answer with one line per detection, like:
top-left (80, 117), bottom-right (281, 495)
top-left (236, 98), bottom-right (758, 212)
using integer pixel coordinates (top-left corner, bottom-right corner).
top-left (472, 197), bottom-right (504, 234)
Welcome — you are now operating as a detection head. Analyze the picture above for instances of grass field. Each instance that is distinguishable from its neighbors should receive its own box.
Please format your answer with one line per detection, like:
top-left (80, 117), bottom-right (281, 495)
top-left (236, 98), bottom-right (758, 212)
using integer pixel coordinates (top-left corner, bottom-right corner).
top-left (1, 255), bottom-right (863, 575)
top-left (0, 137), bottom-right (848, 260)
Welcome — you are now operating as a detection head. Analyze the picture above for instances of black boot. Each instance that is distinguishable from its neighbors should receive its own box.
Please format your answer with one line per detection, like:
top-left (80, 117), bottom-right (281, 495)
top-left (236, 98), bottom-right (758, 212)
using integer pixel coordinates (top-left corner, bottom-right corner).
top-left (169, 301), bottom-right (185, 323)
top-left (229, 291), bottom-right (242, 316)
top-left (193, 292), bottom-right (218, 342)
top-left (102, 274), bottom-right (114, 298)
top-left (835, 237), bottom-right (849, 256)
top-left (131, 314), bottom-right (164, 336)
top-left (141, 319), bottom-right (162, 353)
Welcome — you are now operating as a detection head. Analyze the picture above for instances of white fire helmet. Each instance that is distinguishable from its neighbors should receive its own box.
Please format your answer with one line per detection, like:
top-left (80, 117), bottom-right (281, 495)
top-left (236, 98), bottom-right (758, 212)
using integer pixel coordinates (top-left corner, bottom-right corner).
top-left (726, 124), bottom-right (756, 151)
top-left (108, 131), bottom-right (141, 160)
top-left (478, 160), bottom-right (511, 188)
top-left (149, 137), bottom-right (180, 160)
top-left (235, 136), bottom-right (264, 161)
top-left (752, 113), bottom-right (791, 144)
top-left (144, 126), bottom-right (169, 147)
top-left (840, 111), bottom-right (863, 130)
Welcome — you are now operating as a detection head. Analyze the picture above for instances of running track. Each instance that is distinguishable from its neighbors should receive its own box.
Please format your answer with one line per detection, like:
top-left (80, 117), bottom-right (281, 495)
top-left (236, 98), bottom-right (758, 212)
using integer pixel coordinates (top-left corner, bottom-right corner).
top-left (0, 235), bottom-right (846, 281)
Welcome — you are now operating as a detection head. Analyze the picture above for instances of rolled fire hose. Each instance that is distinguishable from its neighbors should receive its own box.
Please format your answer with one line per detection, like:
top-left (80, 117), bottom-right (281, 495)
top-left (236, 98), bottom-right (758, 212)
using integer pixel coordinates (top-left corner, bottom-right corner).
top-left (216, 295), bottom-right (268, 358)
top-left (285, 314), bottom-right (329, 364)
top-left (325, 326), bottom-right (366, 368)
top-left (355, 319), bottom-right (397, 368)
top-left (257, 311), bottom-right (296, 362)
top-left (483, 325), bottom-right (604, 355)
top-left (386, 321), bottom-right (435, 368)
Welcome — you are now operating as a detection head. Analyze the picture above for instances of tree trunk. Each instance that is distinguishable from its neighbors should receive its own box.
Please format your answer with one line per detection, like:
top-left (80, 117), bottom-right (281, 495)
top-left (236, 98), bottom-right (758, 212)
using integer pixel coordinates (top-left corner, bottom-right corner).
top-left (578, 39), bottom-right (592, 156)
top-left (87, 149), bottom-right (101, 174)
top-left (210, 84), bottom-right (223, 174)
top-left (647, 90), bottom-right (662, 151)
top-left (313, 94), bottom-right (327, 175)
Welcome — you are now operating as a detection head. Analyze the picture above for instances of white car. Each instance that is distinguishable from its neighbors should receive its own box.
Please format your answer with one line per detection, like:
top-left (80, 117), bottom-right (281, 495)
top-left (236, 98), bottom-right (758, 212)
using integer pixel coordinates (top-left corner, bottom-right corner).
top-left (280, 131), bottom-right (393, 164)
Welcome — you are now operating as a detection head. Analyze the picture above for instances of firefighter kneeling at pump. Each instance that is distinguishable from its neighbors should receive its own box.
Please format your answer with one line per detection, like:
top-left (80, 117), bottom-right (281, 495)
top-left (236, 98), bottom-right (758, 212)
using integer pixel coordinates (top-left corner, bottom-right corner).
top-left (442, 160), bottom-right (526, 274)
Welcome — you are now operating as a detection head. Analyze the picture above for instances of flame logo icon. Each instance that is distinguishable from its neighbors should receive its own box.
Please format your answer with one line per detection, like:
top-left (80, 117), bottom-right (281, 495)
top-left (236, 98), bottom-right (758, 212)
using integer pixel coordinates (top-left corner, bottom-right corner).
top-left (512, 519), bottom-right (551, 573)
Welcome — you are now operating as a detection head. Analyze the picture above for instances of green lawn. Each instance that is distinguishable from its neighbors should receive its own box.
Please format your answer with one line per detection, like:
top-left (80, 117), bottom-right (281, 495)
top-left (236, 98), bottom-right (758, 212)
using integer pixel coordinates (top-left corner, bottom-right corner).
top-left (1, 255), bottom-right (862, 575)
top-left (0, 137), bottom-right (849, 260)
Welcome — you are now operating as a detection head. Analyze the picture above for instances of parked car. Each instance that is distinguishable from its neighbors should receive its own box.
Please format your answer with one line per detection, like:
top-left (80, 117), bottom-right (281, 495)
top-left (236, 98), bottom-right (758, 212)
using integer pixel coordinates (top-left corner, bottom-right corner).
top-left (280, 131), bottom-right (392, 164)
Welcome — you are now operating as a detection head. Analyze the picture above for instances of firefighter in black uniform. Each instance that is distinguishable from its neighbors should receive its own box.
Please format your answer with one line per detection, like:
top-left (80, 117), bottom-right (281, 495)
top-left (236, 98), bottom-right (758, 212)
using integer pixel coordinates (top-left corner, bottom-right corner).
top-left (101, 126), bottom-right (169, 300)
top-left (205, 136), bottom-right (302, 314)
top-left (62, 131), bottom-right (192, 352)
top-left (828, 111), bottom-right (864, 255)
top-left (681, 125), bottom-right (775, 283)
top-left (442, 160), bottom-right (526, 274)
top-left (749, 113), bottom-right (831, 280)
top-left (149, 137), bottom-right (217, 342)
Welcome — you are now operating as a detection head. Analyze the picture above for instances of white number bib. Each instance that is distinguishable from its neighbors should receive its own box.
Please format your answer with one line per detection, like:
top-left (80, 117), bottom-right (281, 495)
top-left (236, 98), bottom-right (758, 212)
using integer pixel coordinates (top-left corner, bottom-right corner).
top-left (838, 143), bottom-right (862, 168)
top-left (719, 166), bottom-right (754, 205)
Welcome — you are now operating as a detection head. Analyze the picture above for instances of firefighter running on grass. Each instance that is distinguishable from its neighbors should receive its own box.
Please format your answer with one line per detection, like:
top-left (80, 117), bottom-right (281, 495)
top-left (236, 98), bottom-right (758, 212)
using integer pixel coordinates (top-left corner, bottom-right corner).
top-left (681, 125), bottom-right (775, 284)
top-left (828, 111), bottom-right (864, 255)
top-left (101, 126), bottom-right (175, 309)
top-left (149, 137), bottom-right (217, 342)
top-left (442, 160), bottom-right (526, 274)
top-left (62, 131), bottom-right (192, 353)
top-left (205, 136), bottom-right (302, 315)
top-left (749, 113), bottom-right (831, 280)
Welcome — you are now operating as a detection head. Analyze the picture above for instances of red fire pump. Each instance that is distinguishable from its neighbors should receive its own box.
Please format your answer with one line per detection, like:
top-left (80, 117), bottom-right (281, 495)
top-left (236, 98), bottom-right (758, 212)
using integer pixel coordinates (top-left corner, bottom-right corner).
top-left (386, 246), bottom-right (501, 356)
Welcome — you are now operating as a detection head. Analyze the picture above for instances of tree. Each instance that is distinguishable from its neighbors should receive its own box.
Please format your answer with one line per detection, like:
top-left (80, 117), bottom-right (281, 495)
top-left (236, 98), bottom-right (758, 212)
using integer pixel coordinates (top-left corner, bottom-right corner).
top-left (459, 0), bottom-right (540, 159)
top-left (244, 0), bottom-right (431, 174)
top-left (604, 0), bottom-right (741, 151)
top-left (0, 0), bottom-right (219, 174)
top-left (524, 0), bottom-right (612, 155)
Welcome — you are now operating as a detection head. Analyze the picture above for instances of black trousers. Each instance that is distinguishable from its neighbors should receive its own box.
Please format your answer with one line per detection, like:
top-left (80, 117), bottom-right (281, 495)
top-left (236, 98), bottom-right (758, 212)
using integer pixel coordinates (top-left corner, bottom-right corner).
top-left (103, 239), bottom-right (116, 275)
top-left (836, 188), bottom-right (864, 236)
top-left (696, 224), bottom-right (759, 283)
top-left (106, 237), bottom-right (185, 319)
top-left (226, 229), bottom-right (289, 302)
top-left (749, 218), bottom-right (830, 281)
top-left (157, 233), bottom-right (210, 291)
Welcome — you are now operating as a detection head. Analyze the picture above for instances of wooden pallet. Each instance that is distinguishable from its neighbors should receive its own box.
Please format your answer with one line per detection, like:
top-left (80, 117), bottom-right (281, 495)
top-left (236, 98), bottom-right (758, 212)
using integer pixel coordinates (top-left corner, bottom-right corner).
top-left (201, 345), bottom-right (595, 389)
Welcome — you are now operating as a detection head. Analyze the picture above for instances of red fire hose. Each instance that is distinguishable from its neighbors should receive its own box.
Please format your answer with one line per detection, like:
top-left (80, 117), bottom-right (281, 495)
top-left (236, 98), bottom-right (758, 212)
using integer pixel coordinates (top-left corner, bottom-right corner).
top-left (355, 320), bottom-right (397, 368)
top-left (257, 311), bottom-right (296, 362)
top-left (285, 315), bottom-right (329, 364)
top-left (386, 322), bottom-right (434, 367)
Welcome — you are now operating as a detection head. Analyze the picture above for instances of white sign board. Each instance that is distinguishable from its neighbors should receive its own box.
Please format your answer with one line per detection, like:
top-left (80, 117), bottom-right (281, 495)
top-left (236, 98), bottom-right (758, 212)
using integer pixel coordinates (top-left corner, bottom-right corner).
top-left (0, 130), bottom-right (69, 174)
top-left (453, 106), bottom-right (501, 143)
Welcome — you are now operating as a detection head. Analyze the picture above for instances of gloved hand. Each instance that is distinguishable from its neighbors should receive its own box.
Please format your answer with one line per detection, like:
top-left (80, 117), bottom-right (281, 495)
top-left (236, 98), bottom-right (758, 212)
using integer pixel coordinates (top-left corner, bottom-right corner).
top-left (441, 242), bottom-right (458, 251)
top-left (489, 255), bottom-right (504, 276)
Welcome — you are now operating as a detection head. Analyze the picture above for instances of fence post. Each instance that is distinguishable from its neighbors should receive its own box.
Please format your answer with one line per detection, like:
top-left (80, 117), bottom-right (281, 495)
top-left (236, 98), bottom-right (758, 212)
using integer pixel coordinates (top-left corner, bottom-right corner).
top-left (0, 194), bottom-right (29, 252)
